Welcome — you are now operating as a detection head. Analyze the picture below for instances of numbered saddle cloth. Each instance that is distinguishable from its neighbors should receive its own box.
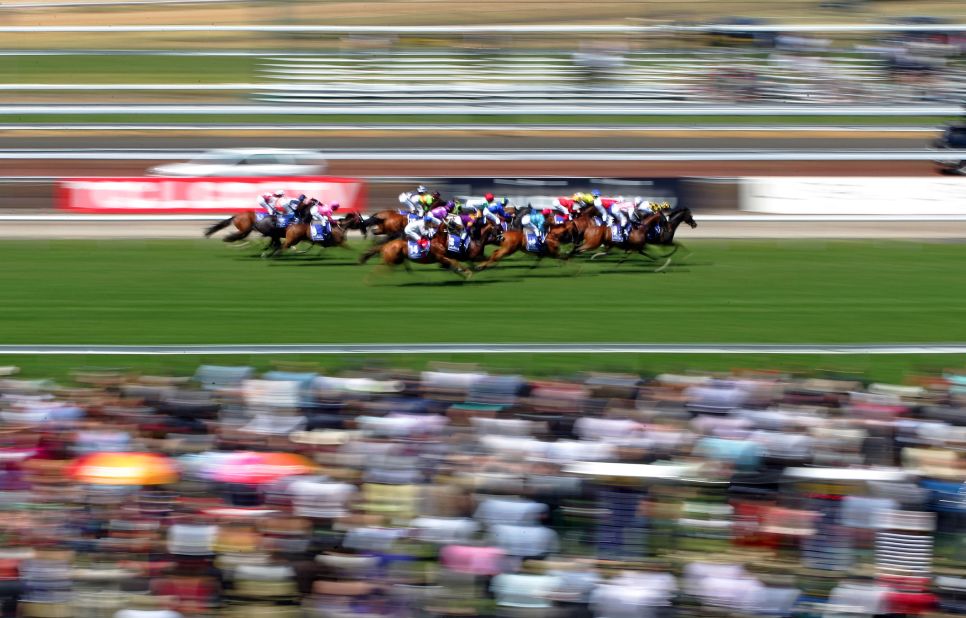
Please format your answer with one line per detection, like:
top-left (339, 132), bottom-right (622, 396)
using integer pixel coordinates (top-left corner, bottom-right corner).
top-left (255, 212), bottom-right (270, 223)
top-left (592, 216), bottom-right (603, 227)
top-left (309, 221), bottom-right (331, 242)
top-left (610, 223), bottom-right (626, 243)
top-left (446, 232), bottom-right (469, 254)
top-left (553, 214), bottom-right (567, 225)
top-left (275, 214), bottom-right (294, 228)
top-left (407, 240), bottom-right (430, 259)
top-left (646, 224), bottom-right (663, 243)
top-left (524, 231), bottom-right (543, 253)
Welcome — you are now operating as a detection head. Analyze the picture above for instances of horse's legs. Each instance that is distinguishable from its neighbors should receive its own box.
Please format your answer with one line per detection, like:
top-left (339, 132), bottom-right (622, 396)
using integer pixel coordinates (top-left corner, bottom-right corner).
top-left (476, 244), bottom-right (518, 271)
top-left (359, 243), bottom-right (383, 264)
top-left (437, 256), bottom-right (469, 278)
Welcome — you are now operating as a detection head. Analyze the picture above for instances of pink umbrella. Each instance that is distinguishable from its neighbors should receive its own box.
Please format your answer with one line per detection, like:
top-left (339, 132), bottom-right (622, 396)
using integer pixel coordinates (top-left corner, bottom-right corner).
top-left (210, 451), bottom-right (318, 485)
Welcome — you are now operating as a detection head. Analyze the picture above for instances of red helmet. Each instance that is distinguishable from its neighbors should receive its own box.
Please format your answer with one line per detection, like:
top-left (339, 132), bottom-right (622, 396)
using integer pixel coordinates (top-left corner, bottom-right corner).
top-left (485, 192), bottom-right (495, 202)
top-left (541, 209), bottom-right (552, 216)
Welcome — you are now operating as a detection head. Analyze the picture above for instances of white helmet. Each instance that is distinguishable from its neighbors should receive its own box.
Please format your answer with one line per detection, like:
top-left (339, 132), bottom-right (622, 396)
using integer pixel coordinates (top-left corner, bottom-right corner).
top-left (416, 185), bottom-right (428, 194)
top-left (633, 197), bottom-right (644, 207)
top-left (273, 189), bottom-right (285, 197)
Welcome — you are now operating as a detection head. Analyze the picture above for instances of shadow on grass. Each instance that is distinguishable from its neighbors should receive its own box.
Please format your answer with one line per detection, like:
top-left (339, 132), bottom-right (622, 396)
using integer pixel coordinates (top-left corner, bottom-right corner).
top-left (393, 278), bottom-right (508, 288)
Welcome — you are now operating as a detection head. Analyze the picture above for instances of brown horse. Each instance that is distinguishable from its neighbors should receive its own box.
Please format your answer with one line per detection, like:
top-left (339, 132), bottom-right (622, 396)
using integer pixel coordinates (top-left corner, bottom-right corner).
top-left (372, 231), bottom-right (472, 279)
top-left (204, 210), bottom-right (288, 253)
top-left (361, 209), bottom-right (411, 238)
top-left (570, 211), bottom-right (664, 263)
top-left (276, 212), bottom-right (365, 256)
top-left (474, 221), bottom-right (575, 271)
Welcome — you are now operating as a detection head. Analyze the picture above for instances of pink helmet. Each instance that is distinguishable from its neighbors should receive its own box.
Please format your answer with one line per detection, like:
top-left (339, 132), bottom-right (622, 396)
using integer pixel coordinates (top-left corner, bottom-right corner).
top-left (484, 192), bottom-right (495, 202)
top-left (329, 202), bottom-right (340, 211)
top-left (318, 204), bottom-right (333, 216)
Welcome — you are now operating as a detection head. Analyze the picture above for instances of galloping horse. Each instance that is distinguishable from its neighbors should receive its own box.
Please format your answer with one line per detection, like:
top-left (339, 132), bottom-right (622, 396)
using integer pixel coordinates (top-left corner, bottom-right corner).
top-left (371, 231), bottom-right (472, 279)
top-left (276, 212), bottom-right (366, 256)
top-left (474, 221), bottom-right (576, 271)
top-left (570, 211), bottom-right (664, 262)
top-left (204, 210), bottom-right (288, 253)
top-left (649, 206), bottom-right (697, 255)
top-left (440, 218), bottom-right (495, 262)
top-left (360, 210), bottom-right (409, 238)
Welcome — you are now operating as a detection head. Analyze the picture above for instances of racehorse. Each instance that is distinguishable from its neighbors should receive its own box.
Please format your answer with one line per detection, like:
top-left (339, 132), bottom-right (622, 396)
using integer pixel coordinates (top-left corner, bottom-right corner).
top-left (275, 212), bottom-right (366, 256)
top-left (360, 209), bottom-right (409, 238)
top-left (369, 230), bottom-right (472, 279)
top-left (649, 206), bottom-right (697, 256)
top-left (474, 221), bottom-right (576, 271)
top-left (439, 217), bottom-right (495, 262)
top-left (569, 211), bottom-right (664, 262)
top-left (204, 210), bottom-right (289, 254)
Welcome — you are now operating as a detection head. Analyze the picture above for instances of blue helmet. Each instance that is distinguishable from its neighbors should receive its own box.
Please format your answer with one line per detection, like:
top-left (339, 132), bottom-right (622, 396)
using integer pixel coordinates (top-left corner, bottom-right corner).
top-left (423, 214), bottom-right (436, 223)
top-left (591, 189), bottom-right (601, 198)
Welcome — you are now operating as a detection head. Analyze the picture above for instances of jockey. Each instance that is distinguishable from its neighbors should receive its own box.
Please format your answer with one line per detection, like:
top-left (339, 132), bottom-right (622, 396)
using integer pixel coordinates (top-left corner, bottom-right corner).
top-left (398, 185), bottom-right (429, 215)
top-left (276, 194), bottom-right (305, 225)
top-left (547, 198), bottom-right (569, 219)
top-left (610, 199), bottom-right (635, 231)
top-left (482, 195), bottom-right (510, 227)
top-left (629, 197), bottom-right (651, 224)
top-left (309, 200), bottom-right (337, 223)
top-left (258, 189), bottom-right (285, 216)
top-left (521, 208), bottom-right (549, 240)
top-left (405, 213), bottom-right (442, 245)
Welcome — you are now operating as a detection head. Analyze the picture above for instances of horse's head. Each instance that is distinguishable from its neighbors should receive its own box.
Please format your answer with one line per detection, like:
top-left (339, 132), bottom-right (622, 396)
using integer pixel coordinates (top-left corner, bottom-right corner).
top-left (671, 207), bottom-right (697, 229)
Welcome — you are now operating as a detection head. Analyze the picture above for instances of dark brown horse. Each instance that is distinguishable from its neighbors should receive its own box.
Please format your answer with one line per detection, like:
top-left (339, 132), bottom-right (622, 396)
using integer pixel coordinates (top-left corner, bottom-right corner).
top-left (474, 221), bottom-right (575, 271)
top-left (570, 211), bottom-right (664, 263)
top-left (372, 230), bottom-right (472, 279)
top-left (204, 210), bottom-right (288, 253)
top-left (276, 212), bottom-right (366, 256)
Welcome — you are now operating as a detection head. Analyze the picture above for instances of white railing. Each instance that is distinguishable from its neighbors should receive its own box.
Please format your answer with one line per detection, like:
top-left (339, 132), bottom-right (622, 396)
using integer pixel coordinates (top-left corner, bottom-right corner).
top-left (0, 104), bottom-right (958, 116)
top-left (0, 148), bottom-right (960, 161)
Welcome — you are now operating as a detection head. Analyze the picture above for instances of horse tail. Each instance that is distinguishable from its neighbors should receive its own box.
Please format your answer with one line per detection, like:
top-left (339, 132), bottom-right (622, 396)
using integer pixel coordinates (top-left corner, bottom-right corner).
top-left (204, 216), bottom-right (234, 237)
top-left (362, 214), bottom-right (383, 234)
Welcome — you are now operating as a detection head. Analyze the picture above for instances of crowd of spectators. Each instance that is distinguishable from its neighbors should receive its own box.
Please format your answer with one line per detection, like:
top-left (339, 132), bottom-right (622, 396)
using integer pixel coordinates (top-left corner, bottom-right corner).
top-left (0, 362), bottom-right (964, 618)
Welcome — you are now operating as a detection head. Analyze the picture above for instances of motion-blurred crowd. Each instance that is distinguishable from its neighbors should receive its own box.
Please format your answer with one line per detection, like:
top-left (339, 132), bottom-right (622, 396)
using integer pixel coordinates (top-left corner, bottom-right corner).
top-left (0, 363), bottom-right (964, 618)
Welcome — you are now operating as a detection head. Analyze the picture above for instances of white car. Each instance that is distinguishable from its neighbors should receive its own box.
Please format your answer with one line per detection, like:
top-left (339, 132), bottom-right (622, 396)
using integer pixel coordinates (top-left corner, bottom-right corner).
top-left (148, 148), bottom-right (327, 177)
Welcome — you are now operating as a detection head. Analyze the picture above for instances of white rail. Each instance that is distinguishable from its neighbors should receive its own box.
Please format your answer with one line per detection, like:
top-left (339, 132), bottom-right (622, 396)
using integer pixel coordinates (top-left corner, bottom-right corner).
top-left (0, 148), bottom-right (957, 161)
top-left (0, 343), bottom-right (964, 355)
top-left (1, 104), bottom-right (956, 116)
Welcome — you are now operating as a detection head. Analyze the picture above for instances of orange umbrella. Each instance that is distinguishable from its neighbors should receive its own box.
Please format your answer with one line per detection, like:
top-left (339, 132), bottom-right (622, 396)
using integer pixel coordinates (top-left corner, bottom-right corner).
top-left (68, 452), bottom-right (178, 486)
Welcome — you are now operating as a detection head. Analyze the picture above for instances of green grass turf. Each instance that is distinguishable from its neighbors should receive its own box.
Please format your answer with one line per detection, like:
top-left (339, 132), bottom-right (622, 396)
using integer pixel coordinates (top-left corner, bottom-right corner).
top-left (0, 239), bottom-right (964, 382)
top-left (0, 55), bottom-right (258, 84)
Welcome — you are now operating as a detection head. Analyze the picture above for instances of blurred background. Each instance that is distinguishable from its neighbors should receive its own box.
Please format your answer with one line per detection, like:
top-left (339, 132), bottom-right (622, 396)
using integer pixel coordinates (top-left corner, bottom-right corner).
top-left (1, 1), bottom-right (966, 617)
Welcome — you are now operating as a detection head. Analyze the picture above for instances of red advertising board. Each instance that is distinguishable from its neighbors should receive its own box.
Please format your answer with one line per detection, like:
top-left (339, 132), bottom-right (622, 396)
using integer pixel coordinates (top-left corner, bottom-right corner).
top-left (57, 176), bottom-right (367, 214)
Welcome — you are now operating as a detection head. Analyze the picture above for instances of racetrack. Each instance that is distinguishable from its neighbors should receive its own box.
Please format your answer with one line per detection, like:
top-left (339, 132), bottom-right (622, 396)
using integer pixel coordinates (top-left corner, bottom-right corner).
top-left (3, 217), bottom-right (966, 239)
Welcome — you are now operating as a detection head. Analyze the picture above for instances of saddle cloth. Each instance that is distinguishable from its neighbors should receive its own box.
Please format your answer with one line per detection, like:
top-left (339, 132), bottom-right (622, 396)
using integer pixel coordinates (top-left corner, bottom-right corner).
top-left (309, 221), bottom-right (331, 242)
top-left (407, 240), bottom-right (430, 259)
top-left (524, 231), bottom-right (543, 253)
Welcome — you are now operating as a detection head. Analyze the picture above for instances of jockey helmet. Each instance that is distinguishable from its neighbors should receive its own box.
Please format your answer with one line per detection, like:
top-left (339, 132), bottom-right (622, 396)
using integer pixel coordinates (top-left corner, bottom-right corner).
top-left (661, 201), bottom-right (671, 209)
top-left (329, 202), bottom-right (340, 211)
top-left (297, 194), bottom-right (306, 202)
top-left (633, 197), bottom-right (644, 206)
top-left (423, 214), bottom-right (436, 224)
top-left (484, 192), bottom-right (495, 202)
top-left (541, 208), bottom-right (552, 216)
top-left (592, 189), bottom-right (601, 198)
top-left (416, 185), bottom-right (427, 194)
top-left (273, 190), bottom-right (285, 197)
